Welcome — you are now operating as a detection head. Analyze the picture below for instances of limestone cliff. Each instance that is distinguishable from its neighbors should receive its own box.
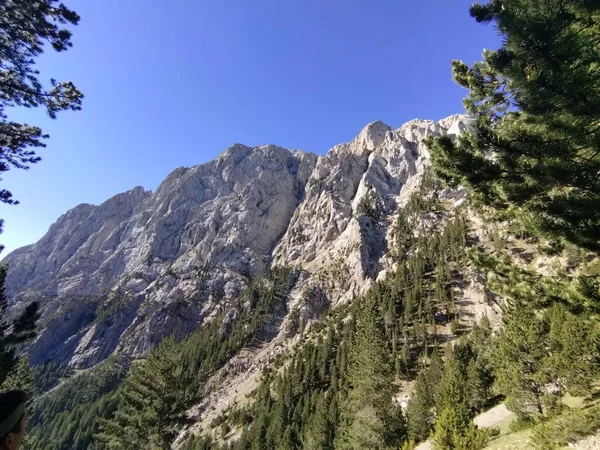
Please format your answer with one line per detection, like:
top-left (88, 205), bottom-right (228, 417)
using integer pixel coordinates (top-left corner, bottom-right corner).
top-left (4, 115), bottom-right (470, 369)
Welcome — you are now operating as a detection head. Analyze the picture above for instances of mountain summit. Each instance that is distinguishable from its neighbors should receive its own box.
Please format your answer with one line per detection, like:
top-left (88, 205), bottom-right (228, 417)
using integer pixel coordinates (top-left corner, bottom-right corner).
top-left (5, 115), bottom-right (470, 370)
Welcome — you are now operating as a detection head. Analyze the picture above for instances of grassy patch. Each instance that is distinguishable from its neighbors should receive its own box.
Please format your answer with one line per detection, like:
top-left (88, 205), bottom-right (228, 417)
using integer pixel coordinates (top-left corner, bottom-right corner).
top-left (484, 429), bottom-right (532, 450)
top-left (491, 415), bottom-right (516, 435)
top-left (561, 393), bottom-right (586, 410)
top-left (529, 403), bottom-right (600, 449)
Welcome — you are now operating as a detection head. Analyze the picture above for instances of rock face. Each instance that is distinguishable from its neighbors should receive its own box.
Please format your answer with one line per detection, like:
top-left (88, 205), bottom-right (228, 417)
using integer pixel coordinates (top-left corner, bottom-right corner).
top-left (4, 115), bottom-right (469, 369)
top-left (273, 116), bottom-right (468, 304)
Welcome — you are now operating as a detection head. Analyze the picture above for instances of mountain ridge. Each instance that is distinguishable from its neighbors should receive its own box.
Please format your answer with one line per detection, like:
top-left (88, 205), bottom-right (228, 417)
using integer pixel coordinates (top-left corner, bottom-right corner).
top-left (4, 114), bottom-right (470, 370)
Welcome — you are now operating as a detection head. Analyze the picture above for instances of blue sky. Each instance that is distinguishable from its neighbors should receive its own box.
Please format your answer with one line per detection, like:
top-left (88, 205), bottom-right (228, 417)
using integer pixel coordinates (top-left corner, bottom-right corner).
top-left (1, 0), bottom-right (500, 255)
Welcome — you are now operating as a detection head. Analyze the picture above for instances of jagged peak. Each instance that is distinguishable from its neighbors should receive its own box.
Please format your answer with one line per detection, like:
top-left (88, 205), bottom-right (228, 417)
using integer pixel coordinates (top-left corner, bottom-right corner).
top-left (56, 186), bottom-right (149, 221)
top-left (437, 113), bottom-right (467, 128)
top-left (350, 120), bottom-right (392, 155)
top-left (396, 118), bottom-right (436, 130)
top-left (217, 142), bottom-right (300, 163)
top-left (437, 113), bottom-right (472, 136)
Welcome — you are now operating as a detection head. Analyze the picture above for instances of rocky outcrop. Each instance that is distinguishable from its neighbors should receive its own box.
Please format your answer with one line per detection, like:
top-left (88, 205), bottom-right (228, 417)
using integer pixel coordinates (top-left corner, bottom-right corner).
top-left (273, 115), bottom-right (470, 304)
top-left (4, 115), bottom-right (469, 369)
top-left (5, 145), bottom-right (317, 368)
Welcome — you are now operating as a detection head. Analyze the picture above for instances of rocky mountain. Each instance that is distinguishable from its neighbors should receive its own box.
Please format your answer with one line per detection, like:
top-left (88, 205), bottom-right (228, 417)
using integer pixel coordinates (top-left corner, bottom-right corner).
top-left (4, 114), bottom-right (471, 370)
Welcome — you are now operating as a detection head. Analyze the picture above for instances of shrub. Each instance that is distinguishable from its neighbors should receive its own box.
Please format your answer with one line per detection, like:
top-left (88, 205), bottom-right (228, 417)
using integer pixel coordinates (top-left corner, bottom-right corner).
top-left (530, 404), bottom-right (600, 450)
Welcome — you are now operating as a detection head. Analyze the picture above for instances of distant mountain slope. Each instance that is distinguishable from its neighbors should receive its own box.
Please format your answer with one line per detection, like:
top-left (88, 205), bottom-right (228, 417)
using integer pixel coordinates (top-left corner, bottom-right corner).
top-left (4, 115), bottom-right (469, 369)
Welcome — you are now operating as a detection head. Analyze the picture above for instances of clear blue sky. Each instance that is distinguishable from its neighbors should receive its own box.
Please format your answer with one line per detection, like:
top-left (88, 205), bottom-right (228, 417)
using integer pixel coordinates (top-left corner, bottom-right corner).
top-left (1, 0), bottom-right (500, 256)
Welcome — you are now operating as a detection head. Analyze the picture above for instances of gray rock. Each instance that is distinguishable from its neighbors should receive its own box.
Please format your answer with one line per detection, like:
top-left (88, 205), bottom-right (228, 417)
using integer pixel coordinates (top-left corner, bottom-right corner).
top-left (4, 115), bottom-right (468, 368)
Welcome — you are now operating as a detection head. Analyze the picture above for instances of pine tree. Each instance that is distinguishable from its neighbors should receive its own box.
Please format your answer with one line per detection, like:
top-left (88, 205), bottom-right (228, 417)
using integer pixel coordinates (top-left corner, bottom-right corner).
top-left (469, 316), bottom-right (492, 352)
top-left (432, 407), bottom-right (468, 450)
top-left (432, 407), bottom-right (490, 450)
top-left (428, 0), bottom-right (600, 250)
top-left (427, 350), bottom-right (444, 389)
top-left (0, 0), bottom-right (83, 242)
top-left (0, 265), bottom-right (39, 385)
top-left (406, 371), bottom-right (434, 442)
top-left (0, 354), bottom-right (33, 394)
top-left (399, 343), bottom-right (411, 378)
top-left (304, 393), bottom-right (333, 450)
top-left (494, 303), bottom-right (550, 420)
top-left (335, 300), bottom-right (405, 449)
top-left (466, 357), bottom-right (491, 414)
top-left (547, 304), bottom-right (600, 396)
top-left (95, 337), bottom-right (194, 449)
top-left (435, 351), bottom-right (469, 423)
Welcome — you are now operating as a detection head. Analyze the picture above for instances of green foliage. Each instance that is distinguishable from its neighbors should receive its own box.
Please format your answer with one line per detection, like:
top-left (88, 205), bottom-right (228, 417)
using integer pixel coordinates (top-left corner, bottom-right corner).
top-left (356, 184), bottom-right (382, 221)
top-left (401, 440), bottom-right (417, 450)
top-left (428, 0), bottom-right (600, 250)
top-left (31, 361), bottom-right (73, 395)
top-left (494, 301), bottom-right (600, 421)
top-left (0, 355), bottom-right (33, 394)
top-left (96, 338), bottom-right (194, 449)
top-left (96, 267), bottom-right (296, 449)
top-left (530, 403), bottom-right (600, 450)
top-left (407, 331), bottom-right (495, 446)
top-left (0, 0), bottom-right (83, 241)
top-left (211, 185), bottom-right (470, 450)
top-left (432, 407), bottom-right (493, 450)
top-left (0, 265), bottom-right (39, 386)
top-left (436, 351), bottom-right (469, 416)
top-left (335, 301), bottom-right (406, 449)
top-left (546, 303), bottom-right (600, 395)
top-left (468, 246), bottom-right (600, 314)
top-left (493, 303), bottom-right (550, 421)
top-left (180, 435), bottom-right (216, 450)
top-left (406, 370), bottom-right (435, 442)
top-left (466, 357), bottom-right (492, 413)
top-left (26, 355), bottom-right (127, 450)
top-left (449, 316), bottom-right (460, 334)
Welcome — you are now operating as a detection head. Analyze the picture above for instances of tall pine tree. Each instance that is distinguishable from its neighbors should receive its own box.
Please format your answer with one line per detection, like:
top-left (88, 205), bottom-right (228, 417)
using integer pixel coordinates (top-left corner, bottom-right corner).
top-left (96, 337), bottom-right (195, 449)
top-left (335, 300), bottom-right (406, 449)
top-left (428, 0), bottom-right (600, 250)
top-left (0, 265), bottom-right (39, 385)
top-left (0, 0), bottom-right (83, 243)
top-left (494, 303), bottom-right (549, 420)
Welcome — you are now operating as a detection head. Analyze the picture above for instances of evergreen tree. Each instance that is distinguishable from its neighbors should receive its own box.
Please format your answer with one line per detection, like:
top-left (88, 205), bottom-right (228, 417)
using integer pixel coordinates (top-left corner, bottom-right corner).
top-left (466, 357), bottom-right (491, 414)
top-left (0, 0), bottom-right (83, 242)
top-left (432, 407), bottom-right (468, 450)
top-left (428, 0), bottom-right (600, 250)
top-left (469, 316), bottom-right (492, 352)
top-left (406, 370), bottom-right (434, 442)
top-left (547, 304), bottom-right (600, 395)
top-left (96, 337), bottom-right (194, 449)
top-left (435, 353), bottom-right (469, 420)
top-left (432, 407), bottom-right (490, 450)
top-left (427, 350), bottom-right (444, 389)
top-left (335, 300), bottom-right (405, 449)
top-left (27, 355), bottom-right (126, 450)
top-left (494, 303), bottom-right (550, 420)
top-left (304, 393), bottom-right (334, 450)
top-left (0, 265), bottom-right (39, 385)
top-left (0, 354), bottom-right (33, 394)
top-left (399, 343), bottom-right (411, 378)
top-left (31, 361), bottom-right (73, 395)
